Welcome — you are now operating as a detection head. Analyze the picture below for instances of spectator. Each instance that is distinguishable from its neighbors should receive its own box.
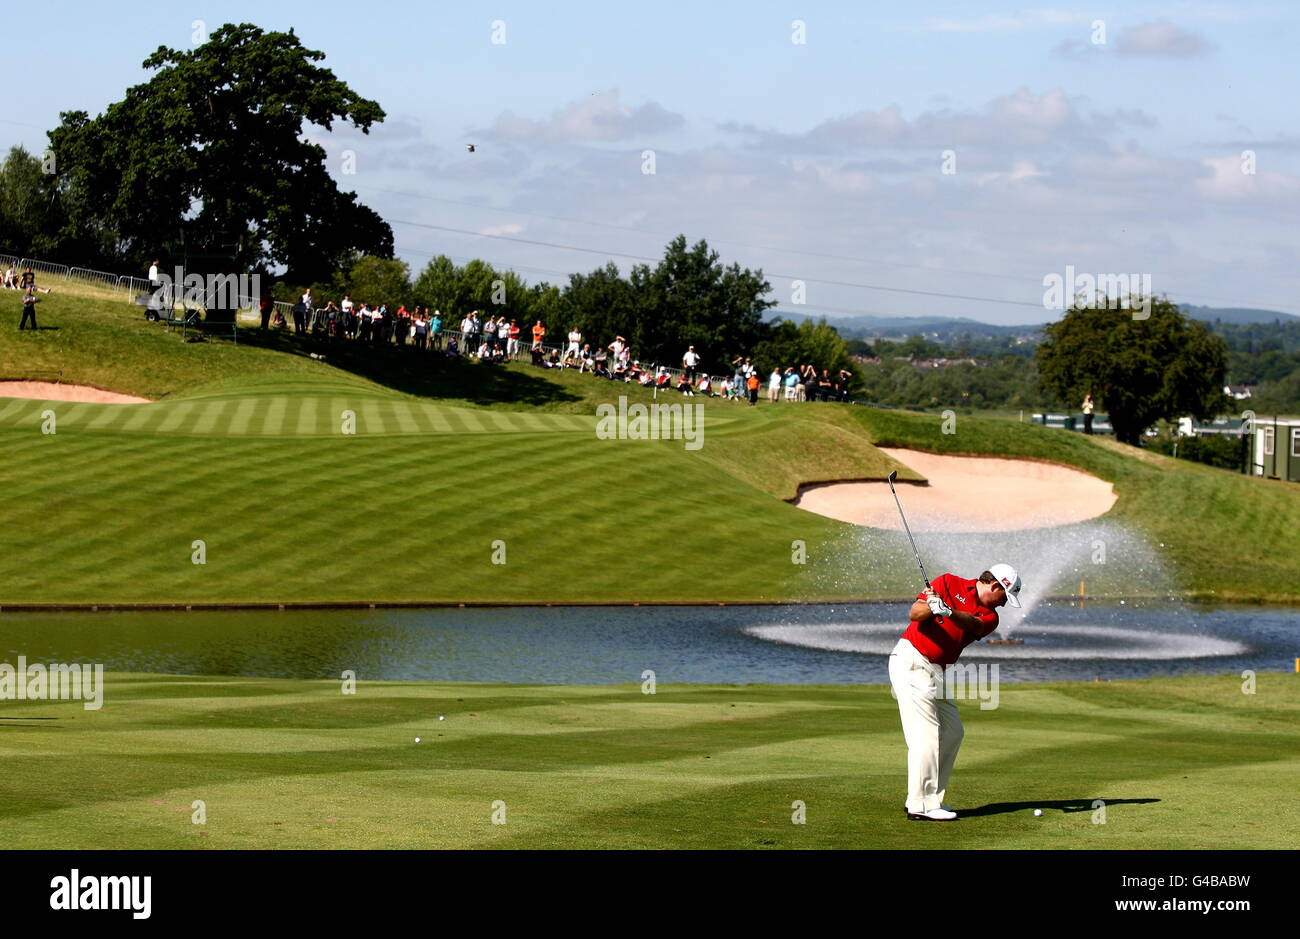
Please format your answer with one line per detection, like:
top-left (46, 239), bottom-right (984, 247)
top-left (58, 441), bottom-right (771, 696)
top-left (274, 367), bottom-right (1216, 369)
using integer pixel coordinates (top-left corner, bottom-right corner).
top-left (19, 285), bottom-right (40, 330)
top-left (481, 315), bottom-right (498, 358)
top-left (676, 371), bottom-right (694, 395)
top-left (566, 326), bottom-right (582, 360)
top-left (259, 293), bottom-right (274, 330)
top-left (746, 371), bottom-right (761, 405)
top-left (272, 309), bottom-right (287, 328)
top-left (817, 369), bottom-right (834, 400)
top-left (291, 297), bottom-right (307, 334)
top-left (783, 367), bottom-right (799, 401)
top-left (2, 265), bottom-right (17, 289)
top-left (445, 335), bottom-right (459, 356)
top-left (530, 343), bottom-right (545, 366)
top-left (530, 319), bottom-right (546, 351)
top-left (19, 268), bottom-right (51, 295)
top-left (768, 368), bottom-right (782, 403)
top-left (414, 310), bottom-right (428, 350)
top-left (1082, 393), bottom-right (1094, 435)
top-left (682, 346), bottom-right (700, 381)
top-left (697, 374), bottom-right (712, 396)
top-left (578, 343), bottom-right (594, 373)
top-left (508, 318), bottom-right (521, 361)
top-left (429, 310), bottom-right (442, 350)
top-left (148, 260), bottom-right (160, 293)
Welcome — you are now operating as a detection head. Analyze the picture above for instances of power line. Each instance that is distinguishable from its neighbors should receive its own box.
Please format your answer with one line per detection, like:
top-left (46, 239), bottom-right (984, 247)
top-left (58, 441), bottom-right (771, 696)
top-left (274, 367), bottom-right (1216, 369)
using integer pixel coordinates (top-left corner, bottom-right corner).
top-left (387, 217), bottom-right (1047, 309)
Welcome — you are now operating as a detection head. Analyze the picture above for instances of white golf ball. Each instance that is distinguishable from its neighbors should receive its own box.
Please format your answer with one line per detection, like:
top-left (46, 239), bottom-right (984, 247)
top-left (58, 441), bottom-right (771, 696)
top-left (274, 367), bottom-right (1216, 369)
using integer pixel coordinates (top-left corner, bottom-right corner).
top-left (439, 716), bottom-right (445, 721)
top-left (1034, 809), bottom-right (1042, 817)
top-left (414, 737), bottom-right (421, 743)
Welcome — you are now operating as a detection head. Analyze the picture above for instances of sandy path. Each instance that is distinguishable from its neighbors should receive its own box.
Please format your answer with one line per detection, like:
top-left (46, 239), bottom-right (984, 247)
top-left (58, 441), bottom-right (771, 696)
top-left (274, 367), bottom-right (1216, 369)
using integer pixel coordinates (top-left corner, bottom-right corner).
top-left (793, 447), bottom-right (1117, 531)
top-left (0, 381), bottom-right (151, 404)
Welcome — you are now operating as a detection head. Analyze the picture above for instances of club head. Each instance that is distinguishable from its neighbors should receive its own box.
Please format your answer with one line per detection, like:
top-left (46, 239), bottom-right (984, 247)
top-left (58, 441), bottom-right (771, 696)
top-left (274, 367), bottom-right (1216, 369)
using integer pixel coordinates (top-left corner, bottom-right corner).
top-left (887, 470), bottom-right (897, 485)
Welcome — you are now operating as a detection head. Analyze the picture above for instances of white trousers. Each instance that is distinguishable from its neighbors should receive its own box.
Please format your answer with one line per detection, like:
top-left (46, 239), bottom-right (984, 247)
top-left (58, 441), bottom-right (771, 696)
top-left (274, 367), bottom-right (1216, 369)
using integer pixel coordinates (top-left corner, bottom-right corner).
top-left (888, 637), bottom-right (964, 813)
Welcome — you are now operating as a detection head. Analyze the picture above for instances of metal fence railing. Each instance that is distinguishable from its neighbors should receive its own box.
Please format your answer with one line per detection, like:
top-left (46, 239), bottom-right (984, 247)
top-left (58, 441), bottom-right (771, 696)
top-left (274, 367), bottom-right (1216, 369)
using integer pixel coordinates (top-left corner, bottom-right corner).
top-left (68, 267), bottom-right (121, 290)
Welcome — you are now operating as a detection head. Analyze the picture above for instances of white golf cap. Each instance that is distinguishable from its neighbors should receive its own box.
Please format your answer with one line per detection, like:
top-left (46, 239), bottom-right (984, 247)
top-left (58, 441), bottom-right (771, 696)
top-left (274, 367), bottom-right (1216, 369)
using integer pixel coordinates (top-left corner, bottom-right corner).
top-left (988, 563), bottom-right (1022, 608)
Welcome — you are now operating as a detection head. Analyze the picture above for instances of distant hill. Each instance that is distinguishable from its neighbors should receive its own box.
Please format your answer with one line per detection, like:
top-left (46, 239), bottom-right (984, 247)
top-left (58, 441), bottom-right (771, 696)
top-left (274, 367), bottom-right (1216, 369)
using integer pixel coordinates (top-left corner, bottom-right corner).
top-left (773, 304), bottom-right (1300, 341)
top-left (1179, 305), bottom-right (1300, 325)
top-left (771, 310), bottom-right (1035, 343)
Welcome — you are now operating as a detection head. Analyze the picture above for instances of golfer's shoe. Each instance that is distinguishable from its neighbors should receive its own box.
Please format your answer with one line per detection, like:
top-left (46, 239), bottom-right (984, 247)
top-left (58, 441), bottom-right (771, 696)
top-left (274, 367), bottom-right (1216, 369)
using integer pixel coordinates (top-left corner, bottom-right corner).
top-left (903, 803), bottom-right (952, 816)
top-left (907, 807), bottom-right (957, 821)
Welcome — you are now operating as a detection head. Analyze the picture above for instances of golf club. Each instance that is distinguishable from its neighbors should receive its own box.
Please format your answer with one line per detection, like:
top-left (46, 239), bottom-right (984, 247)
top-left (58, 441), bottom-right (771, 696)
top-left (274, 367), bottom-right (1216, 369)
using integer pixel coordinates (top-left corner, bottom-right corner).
top-left (886, 470), bottom-right (946, 624)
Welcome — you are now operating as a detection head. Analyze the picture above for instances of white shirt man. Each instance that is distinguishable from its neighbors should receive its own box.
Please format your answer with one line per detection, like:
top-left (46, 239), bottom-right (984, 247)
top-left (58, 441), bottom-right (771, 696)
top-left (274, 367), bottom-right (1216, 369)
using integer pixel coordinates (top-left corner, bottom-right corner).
top-left (341, 296), bottom-right (354, 314)
top-left (147, 261), bottom-right (159, 286)
top-left (567, 329), bottom-right (582, 357)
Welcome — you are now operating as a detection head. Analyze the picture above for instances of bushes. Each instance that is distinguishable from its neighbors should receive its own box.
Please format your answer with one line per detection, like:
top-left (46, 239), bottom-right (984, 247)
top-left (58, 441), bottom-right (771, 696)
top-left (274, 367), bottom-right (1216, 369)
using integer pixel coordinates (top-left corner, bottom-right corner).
top-left (1148, 433), bottom-right (1245, 471)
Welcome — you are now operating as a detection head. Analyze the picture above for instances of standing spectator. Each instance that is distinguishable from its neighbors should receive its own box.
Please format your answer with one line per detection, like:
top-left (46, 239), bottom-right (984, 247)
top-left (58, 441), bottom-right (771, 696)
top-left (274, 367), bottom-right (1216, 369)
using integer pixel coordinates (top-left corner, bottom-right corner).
top-left (746, 371), bottom-right (760, 405)
top-left (481, 315), bottom-right (498, 358)
top-left (531, 319), bottom-right (546, 350)
top-left (430, 310), bottom-right (443, 350)
top-left (817, 369), bottom-right (834, 400)
top-left (415, 310), bottom-right (428, 350)
top-left (508, 319), bottom-right (521, 360)
top-left (682, 345), bottom-right (700, 381)
top-left (609, 335), bottom-right (626, 365)
top-left (768, 367), bottom-right (782, 403)
top-left (291, 297), bottom-right (307, 334)
top-left (800, 364), bottom-right (818, 401)
top-left (784, 367), bottom-right (799, 401)
top-left (566, 326), bottom-right (582, 360)
top-left (259, 292), bottom-right (273, 330)
top-left (1082, 393), bottom-right (1094, 435)
top-left (147, 260), bottom-right (160, 294)
top-left (19, 285), bottom-right (40, 330)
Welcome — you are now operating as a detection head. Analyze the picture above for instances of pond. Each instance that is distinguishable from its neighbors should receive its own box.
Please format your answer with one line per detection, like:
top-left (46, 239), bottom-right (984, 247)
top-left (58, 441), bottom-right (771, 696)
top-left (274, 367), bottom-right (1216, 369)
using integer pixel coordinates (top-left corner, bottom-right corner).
top-left (0, 602), bottom-right (1293, 684)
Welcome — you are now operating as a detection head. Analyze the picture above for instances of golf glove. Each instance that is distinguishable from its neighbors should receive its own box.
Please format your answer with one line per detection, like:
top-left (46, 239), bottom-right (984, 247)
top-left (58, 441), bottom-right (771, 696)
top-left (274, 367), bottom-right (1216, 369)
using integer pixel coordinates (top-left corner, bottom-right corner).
top-left (927, 596), bottom-right (952, 618)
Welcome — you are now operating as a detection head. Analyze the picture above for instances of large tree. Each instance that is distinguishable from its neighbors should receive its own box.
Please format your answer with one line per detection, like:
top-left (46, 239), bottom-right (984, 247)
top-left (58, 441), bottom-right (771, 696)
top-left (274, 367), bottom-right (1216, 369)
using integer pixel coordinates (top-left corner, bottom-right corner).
top-left (1037, 296), bottom-right (1230, 445)
top-left (0, 146), bottom-right (63, 257)
top-left (47, 22), bottom-right (392, 317)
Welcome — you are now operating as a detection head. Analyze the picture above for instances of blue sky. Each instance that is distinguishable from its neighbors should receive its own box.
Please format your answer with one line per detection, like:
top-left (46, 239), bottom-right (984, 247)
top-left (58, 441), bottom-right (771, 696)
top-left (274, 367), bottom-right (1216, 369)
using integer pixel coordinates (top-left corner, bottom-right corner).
top-left (5, 1), bottom-right (1297, 324)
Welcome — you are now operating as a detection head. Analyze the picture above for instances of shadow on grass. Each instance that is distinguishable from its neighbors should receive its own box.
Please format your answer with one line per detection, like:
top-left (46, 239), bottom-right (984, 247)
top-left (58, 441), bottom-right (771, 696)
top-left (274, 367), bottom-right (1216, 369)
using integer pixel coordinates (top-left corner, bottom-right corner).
top-left (960, 797), bottom-right (1159, 818)
top-left (238, 328), bottom-right (583, 407)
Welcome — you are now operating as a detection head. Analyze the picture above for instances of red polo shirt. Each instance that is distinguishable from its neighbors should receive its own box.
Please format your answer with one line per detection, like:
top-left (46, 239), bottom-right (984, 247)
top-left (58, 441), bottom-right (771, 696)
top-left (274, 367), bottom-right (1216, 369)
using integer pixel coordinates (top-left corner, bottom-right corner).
top-left (901, 573), bottom-right (999, 666)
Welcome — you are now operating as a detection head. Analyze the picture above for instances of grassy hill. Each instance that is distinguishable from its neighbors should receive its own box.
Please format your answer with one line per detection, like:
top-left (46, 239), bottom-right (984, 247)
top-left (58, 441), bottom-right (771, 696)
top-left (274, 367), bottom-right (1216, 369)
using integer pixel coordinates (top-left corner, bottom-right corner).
top-left (2, 284), bottom-right (1298, 604)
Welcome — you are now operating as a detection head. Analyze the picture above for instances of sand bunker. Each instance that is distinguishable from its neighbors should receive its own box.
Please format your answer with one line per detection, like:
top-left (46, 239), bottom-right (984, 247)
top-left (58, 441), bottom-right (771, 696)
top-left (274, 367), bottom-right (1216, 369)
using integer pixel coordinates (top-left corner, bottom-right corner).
top-left (793, 447), bottom-right (1117, 532)
top-left (0, 381), bottom-right (150, 404)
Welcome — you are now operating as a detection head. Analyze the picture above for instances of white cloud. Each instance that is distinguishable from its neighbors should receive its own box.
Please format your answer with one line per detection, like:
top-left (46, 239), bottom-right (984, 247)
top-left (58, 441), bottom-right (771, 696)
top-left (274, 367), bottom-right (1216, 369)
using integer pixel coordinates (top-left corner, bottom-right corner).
top-left (1195, 155), bottom-right (1300, 200)
top-left (489, 91), bottom-right (684, 143)
top-left (478, 223), bottom-right (524, 237)
top-left (1115, 21), bottom-right (1214, 57)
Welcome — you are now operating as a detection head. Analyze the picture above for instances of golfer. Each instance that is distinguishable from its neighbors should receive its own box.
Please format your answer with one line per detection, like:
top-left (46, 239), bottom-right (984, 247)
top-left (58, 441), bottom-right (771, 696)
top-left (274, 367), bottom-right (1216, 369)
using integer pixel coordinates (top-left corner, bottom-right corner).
top-left (888, 563), bottom-right (1022, 821)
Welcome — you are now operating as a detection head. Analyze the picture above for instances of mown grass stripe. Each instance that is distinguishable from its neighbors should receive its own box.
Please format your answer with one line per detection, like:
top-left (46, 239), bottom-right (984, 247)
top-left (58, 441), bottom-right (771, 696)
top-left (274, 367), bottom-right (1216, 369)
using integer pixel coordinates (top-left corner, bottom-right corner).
top-left (391, 403), bottom-right (420, 434)
top-left (296, 397), bottom-right (319, 436)
top-left (228, 398), bottom-right (258, 435)
top-left (85, 404), bottom-right (132, 430)
top-left (421, 406), bottom-right (455, 434)
top-left (190, 399), bottom-right (231, 435)
top-left (155, 402), bottom-right (198, 433)
top-left (360, 401), bottom-right (386, 435)
top-left (262, 397), bottom-right (287, 436)
top-left (453, 410), bottom-right (487, 434)
top-left (120, 404), bottom-right (157, 433)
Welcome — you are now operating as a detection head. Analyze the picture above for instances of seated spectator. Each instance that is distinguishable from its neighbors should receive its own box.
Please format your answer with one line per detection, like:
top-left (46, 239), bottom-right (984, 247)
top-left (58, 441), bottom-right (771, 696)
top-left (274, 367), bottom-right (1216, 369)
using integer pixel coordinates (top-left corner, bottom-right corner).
top-left (445, 335), bottom-right (460, 356)
top-left (676, 373), bottom-right (694, 395)
top-left (655, 367), bottom-right (671, 389)
top-left (547, 348), bottom-right (561, 368)
top-left (530, 345), bottom-right (545, 366)
top-left (697, 375), bottom-right (712, 396)
top-left (272, 310), bottom-right (287, 328)
top-left (578, 343), bottom-right (594, 373)
top-left (638, 368), bottom-right (654, 386)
